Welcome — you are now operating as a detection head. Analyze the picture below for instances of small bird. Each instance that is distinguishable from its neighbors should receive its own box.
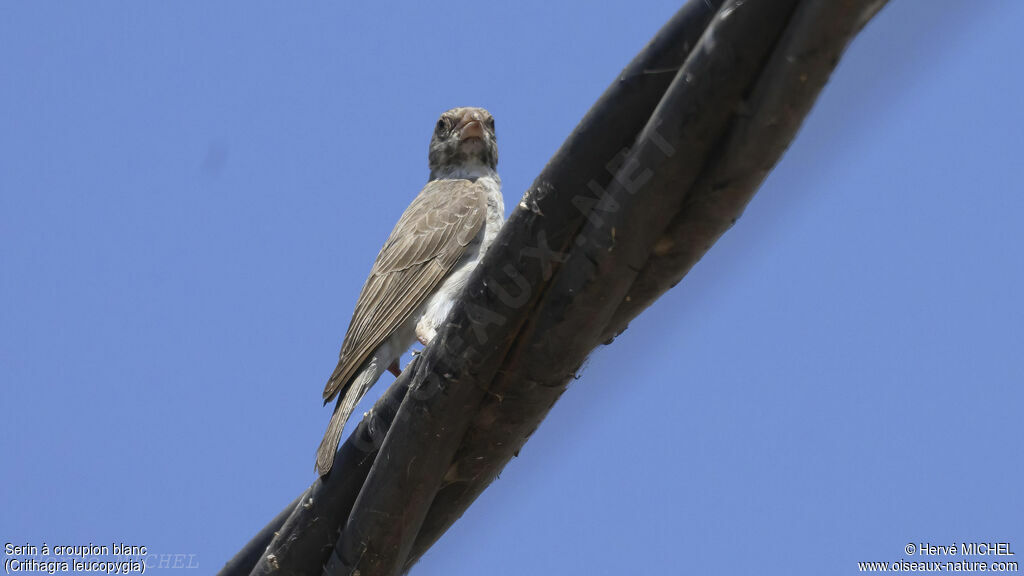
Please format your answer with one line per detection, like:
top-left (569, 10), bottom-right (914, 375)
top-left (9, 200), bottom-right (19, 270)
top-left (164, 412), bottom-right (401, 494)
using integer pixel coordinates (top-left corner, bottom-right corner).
top-left (316, 107), bottom-right (504, 475)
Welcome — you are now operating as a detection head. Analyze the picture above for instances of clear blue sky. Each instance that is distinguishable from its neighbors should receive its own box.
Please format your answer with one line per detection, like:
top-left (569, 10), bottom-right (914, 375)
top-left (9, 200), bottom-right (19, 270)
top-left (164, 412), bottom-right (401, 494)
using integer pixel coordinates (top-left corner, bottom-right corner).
top-left (2, 1), bottom-right (1021, 574)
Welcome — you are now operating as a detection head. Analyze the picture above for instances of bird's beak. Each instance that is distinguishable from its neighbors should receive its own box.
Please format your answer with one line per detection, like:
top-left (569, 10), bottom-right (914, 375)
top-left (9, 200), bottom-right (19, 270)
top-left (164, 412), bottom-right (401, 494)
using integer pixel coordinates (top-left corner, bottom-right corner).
top-left (456, 111), bottom-right (486, 141)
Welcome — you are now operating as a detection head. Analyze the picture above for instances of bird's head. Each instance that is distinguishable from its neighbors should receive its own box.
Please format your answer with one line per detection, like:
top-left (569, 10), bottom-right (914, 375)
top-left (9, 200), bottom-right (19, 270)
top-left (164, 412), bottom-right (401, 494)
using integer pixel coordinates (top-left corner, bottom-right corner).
top-left (428, 107), bottom-right (498, 180)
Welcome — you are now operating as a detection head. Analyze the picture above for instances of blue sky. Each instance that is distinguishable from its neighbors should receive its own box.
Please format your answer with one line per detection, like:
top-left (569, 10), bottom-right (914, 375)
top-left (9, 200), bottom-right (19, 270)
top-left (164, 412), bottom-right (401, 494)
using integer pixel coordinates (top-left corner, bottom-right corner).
top-left (2, 1), bottom-right (1021, 574)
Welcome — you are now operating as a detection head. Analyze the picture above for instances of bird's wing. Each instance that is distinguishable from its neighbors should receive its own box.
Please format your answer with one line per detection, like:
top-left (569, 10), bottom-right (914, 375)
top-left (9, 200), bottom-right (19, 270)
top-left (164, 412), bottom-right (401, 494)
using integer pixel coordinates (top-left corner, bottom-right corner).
top-left (323, 178), bottom-right (487, 401)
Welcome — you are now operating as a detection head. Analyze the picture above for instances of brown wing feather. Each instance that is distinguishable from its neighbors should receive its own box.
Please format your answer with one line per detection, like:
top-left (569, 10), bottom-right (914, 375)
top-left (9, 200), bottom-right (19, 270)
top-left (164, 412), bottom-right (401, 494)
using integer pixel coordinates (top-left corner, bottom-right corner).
top-left (323, 179), bottom-right (487, 400)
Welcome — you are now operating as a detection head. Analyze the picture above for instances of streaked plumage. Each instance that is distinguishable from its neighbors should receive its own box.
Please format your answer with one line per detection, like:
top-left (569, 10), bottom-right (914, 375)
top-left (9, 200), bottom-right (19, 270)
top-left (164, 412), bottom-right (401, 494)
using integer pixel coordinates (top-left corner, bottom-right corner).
top-left (316, 107), bottom-right (503, 475)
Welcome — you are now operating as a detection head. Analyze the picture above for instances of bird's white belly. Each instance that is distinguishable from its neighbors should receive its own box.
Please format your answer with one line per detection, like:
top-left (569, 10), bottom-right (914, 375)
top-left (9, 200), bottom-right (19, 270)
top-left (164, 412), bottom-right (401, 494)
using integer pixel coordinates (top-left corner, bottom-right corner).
top-left (414, 174), bottom-right (503, 344)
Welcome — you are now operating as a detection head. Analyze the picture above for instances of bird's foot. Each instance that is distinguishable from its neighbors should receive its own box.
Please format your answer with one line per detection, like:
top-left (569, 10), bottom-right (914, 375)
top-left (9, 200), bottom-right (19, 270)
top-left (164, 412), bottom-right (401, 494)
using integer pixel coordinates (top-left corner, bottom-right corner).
top-left (415, 322), bottom-right (436, 346)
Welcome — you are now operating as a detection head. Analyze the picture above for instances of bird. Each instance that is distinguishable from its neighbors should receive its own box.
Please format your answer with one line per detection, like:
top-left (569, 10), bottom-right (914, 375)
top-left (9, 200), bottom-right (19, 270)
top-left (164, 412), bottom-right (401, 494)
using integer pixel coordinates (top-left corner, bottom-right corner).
top-left (315, 107), bottom-right (504, 476)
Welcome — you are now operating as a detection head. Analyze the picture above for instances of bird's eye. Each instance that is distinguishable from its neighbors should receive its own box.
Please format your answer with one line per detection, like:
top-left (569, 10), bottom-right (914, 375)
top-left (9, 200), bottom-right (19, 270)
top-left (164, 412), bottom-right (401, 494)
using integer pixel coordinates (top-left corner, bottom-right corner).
top-left (487, 117), bottom-right (495, 130)
top-left (436, 118), bottom-right (448, 134)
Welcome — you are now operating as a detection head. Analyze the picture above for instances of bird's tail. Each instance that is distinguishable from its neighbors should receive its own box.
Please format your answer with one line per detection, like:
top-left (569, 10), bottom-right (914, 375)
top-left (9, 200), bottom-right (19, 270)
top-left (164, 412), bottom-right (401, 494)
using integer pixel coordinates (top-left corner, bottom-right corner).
top-left (315, 358), bottom-right (382, 476)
